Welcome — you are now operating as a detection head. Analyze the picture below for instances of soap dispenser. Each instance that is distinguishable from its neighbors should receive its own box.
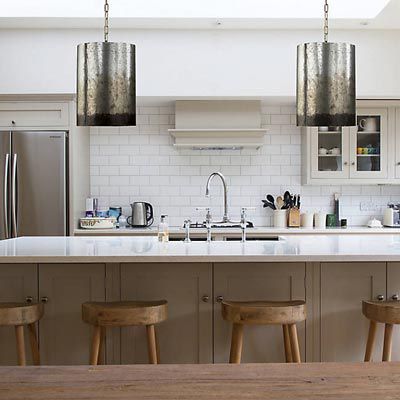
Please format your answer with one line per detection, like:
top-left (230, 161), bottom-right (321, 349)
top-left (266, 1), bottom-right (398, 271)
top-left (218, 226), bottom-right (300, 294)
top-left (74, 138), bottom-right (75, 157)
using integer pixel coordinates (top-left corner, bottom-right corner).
top-left (158, 215), bottom-right (169, 243)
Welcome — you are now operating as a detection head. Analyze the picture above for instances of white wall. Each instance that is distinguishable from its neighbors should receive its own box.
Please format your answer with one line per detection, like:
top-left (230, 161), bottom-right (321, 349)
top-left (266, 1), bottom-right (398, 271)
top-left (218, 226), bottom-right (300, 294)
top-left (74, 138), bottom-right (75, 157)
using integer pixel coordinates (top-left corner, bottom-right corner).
top-left (1, 28), bottom-right (400, 97)
top-left (90, 103), bottom-right (400, 227)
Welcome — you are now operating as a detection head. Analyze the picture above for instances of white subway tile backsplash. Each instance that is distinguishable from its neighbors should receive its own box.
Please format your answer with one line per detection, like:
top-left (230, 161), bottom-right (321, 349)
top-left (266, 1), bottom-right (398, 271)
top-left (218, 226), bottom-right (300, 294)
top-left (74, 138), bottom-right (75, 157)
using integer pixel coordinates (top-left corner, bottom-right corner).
top-left (90, 105), bottom-right (400, 225)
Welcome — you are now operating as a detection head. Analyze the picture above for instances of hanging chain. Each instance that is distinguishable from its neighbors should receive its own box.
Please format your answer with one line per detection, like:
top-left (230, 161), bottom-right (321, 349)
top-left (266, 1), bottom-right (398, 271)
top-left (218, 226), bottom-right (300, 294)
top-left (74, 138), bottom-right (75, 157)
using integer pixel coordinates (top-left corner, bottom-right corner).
top-left (104, 0), bottom-right (109, 42)
top-left (323, 0), bottom-right (329, 43)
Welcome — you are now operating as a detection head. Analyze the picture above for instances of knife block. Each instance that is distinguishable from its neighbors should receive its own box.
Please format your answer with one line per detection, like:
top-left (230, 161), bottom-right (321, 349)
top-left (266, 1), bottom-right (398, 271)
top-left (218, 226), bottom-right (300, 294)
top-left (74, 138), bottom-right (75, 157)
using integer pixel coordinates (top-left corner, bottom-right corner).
top-left (288, 208), bottom-right (300, 228)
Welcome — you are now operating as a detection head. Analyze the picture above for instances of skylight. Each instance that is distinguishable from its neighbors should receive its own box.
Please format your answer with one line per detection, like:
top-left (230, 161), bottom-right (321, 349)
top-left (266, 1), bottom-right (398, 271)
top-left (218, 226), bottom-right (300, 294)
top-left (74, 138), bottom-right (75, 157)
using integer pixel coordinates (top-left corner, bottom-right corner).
top-left (2, 0), bottom-right (391, 19)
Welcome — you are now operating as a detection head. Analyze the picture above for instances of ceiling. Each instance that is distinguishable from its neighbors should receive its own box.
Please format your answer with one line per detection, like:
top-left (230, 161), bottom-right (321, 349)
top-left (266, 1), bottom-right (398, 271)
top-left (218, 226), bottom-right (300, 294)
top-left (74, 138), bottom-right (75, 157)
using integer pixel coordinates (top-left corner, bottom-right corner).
top-left (1, 0), bottom-right (399, 30)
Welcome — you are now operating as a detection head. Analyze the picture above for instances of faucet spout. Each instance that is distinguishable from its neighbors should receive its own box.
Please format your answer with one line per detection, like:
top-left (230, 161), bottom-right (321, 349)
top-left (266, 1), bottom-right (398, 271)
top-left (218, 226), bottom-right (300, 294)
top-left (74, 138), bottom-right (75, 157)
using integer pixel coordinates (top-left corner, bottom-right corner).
top-left (205, 172), bottom-right (229, 223)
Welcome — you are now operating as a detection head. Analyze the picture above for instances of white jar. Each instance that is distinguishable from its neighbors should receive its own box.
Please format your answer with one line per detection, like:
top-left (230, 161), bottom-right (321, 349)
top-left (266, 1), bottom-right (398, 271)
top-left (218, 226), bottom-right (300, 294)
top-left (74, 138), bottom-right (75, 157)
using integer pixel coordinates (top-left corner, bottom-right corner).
top-left (301, 213), bottom-right (314, 228)
top-left (314, 212), bottom-right (327, 228)
top-left (273, 209), bottom-right (287, 228)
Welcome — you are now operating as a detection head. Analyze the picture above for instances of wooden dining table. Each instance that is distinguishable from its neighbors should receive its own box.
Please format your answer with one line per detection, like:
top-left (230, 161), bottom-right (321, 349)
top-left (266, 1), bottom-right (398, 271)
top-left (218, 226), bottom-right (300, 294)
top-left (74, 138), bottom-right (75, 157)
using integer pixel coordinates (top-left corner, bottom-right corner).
top-left (0, 362), bottom-right (399, 399)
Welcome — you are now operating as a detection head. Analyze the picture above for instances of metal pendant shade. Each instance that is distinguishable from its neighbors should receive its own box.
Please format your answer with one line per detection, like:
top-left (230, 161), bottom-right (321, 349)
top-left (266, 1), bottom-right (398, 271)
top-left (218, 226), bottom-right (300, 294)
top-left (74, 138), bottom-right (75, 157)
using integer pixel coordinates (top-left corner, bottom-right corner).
top-left (76, 1), bottom-right (136, 126)
top-left (296, 1), bottom-right (356, 127)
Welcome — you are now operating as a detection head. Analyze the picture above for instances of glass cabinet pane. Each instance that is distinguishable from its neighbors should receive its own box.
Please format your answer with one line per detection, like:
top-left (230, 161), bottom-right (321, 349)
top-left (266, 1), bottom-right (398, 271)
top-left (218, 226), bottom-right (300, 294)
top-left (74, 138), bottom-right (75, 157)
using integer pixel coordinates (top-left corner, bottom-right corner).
top-left (317, 127), bottom-right (343, 172)
top-left (356, 115), bottom-right (381, 172)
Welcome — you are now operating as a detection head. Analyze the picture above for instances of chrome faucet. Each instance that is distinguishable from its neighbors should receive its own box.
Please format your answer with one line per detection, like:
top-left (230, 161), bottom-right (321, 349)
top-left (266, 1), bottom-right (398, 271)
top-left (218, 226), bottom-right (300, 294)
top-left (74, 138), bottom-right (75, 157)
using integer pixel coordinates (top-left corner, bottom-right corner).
top-left (205, 172), bottom-right (229, 223)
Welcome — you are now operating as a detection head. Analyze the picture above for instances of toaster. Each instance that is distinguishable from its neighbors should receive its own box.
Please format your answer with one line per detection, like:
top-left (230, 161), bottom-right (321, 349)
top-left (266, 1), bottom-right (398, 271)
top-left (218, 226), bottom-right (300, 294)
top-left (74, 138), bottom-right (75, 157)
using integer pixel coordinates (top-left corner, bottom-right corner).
top-left (383, 206), bottom-right (400, 227)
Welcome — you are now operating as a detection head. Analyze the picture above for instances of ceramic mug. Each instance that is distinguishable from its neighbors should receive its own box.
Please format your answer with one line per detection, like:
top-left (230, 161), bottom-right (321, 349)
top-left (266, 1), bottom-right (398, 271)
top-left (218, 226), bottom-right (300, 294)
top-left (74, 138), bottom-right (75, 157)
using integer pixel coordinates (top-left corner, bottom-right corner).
top-left (314, 212), bottom-right (327, 228)
top-left (301, 213), bottom-right (314, 228)
top-left (330, 147), bottom-right (341, 155)
top-left (359, 118), bottom-right (379, 132)
top-left (357, 147), bottom-right (363, 154)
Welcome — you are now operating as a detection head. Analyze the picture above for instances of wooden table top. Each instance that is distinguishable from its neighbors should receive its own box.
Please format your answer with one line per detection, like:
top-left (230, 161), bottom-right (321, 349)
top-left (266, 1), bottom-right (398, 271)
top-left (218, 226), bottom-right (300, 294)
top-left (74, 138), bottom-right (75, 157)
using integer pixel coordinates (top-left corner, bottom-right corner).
top-left (1, 362), bottom-right (400, 400)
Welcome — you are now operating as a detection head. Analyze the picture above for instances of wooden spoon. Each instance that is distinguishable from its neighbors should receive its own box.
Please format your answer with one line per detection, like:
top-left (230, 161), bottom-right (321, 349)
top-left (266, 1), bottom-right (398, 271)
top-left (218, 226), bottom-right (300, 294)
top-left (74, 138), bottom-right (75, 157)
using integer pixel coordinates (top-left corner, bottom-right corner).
top-left (276, 196), bottom-right (284, 210)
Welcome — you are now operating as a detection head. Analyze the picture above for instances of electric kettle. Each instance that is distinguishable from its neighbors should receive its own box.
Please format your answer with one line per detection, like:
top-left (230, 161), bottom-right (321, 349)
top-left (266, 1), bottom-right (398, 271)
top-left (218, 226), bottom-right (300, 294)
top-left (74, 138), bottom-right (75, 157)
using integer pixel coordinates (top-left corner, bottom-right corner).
top-left (127, 202), bottom-right (154, 227)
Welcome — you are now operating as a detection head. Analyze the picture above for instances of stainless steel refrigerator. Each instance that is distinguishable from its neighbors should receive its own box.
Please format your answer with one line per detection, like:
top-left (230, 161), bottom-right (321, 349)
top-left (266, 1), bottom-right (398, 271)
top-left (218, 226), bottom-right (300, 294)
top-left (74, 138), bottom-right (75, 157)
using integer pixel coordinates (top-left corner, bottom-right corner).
top-left (0, 131), bottom-right (68, 239)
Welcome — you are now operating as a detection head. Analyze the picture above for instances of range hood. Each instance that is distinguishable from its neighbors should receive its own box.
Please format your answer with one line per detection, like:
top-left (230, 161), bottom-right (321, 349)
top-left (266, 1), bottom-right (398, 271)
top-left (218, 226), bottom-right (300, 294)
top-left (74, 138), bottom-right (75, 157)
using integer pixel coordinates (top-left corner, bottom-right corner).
top-left (168, 100), bottom-right (266, 150)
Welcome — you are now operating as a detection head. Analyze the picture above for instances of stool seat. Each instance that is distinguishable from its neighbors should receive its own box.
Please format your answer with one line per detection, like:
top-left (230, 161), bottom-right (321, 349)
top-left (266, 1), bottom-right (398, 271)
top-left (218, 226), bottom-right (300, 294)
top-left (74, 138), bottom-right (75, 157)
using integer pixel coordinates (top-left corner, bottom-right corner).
top-left (222, 300), bottom-right (306, 325)
top-left (82, 301), bottom-right (168, 327)
top-left (0, 303), bottom-right (44, 326)
top-left (363, 300), bottom-right (400, 324)
top-left (0, 302), bottom-right (43, 366)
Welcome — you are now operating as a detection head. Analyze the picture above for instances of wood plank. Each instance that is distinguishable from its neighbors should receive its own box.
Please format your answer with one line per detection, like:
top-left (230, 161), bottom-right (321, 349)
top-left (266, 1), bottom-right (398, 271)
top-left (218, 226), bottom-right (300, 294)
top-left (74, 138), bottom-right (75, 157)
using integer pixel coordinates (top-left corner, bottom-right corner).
top-left (0, 362), bottom-right (400, 399)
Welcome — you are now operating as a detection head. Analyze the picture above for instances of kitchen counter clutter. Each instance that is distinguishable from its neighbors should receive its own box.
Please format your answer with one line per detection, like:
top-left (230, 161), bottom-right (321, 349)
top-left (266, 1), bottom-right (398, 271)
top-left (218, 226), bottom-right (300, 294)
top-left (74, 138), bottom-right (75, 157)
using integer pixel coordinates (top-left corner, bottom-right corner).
top-left (74, 226), bottom-right (400, 237)
top-left (2, 234), bottom-right (400, 262)
top-left (1, 362), bottom-right (400, 400)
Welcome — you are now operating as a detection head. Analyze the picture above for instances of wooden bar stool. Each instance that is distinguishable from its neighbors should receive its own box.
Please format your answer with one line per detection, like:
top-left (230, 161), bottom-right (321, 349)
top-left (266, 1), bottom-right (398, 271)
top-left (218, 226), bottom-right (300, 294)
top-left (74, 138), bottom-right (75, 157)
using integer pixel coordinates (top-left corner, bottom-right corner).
top-left (363, 300), bottom-right (400, 362)
top-left (221, 300), bottom-right (306, 364)
top-left (0, 302), bottom-right (44, 366)
top-left (82, 300), bottom-right (168, 365)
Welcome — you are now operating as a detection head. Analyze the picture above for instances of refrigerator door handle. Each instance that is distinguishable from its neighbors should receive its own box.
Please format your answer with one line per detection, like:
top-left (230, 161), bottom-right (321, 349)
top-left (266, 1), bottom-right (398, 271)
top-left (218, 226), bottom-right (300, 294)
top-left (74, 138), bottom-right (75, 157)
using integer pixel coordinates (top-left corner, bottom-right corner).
top-left (11, 153), bottom-right (17, 237)
top-left (3, 153), bottom-right (9, 239)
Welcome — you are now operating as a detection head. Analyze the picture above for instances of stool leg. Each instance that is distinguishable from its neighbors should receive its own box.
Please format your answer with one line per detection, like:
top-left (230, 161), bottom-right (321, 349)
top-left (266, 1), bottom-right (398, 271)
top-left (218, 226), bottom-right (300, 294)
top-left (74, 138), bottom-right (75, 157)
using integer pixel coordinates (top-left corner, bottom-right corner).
top-left (288, 324), bottom-right (301, 363)
top-left (282, 325), bottom-right (293, 363)
top-left (229, 323), bottom-right (244, 364)
top-left (27, 323), bottom-right (40, 366)
top-left (15, 325), bottom-right (26, 366)
top-left (146, 325), bottom-right (158, 364)
top-left (155, 327), bottom-right (160, 363)
top-left (383, 323), bottom-right (394, 362)
top-left (97, 327), bottom-right (106, 365)
top-left (364, 320), bottom-right (377, 362)
top-left (90, 326), bottom-right (101, 365)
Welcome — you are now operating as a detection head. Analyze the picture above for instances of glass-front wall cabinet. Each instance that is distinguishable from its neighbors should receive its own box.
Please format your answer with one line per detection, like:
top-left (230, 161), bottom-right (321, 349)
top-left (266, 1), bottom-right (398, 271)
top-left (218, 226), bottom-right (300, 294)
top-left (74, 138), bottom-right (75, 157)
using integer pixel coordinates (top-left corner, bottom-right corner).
top-left (349, 108), bottom-right (388, 179)
top-left (310, 108), bottom-right (388, 181)
top-left (311, 126), bottom-right (349, 179)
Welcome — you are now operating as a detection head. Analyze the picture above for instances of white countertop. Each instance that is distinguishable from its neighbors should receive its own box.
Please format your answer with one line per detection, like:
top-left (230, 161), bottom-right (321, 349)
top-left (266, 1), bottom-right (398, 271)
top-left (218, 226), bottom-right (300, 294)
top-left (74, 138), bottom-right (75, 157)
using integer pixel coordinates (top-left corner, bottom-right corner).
top-left (74, 226), bottom-right (400, 236)
top-left (1, 234), bottom-right (400, 263)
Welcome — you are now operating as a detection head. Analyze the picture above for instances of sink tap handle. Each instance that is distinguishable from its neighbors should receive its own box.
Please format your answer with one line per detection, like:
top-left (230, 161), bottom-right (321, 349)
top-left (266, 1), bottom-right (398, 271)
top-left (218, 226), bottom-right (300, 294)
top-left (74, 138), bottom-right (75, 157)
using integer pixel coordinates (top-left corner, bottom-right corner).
top-left (184, 219), bottom-right (191, 243)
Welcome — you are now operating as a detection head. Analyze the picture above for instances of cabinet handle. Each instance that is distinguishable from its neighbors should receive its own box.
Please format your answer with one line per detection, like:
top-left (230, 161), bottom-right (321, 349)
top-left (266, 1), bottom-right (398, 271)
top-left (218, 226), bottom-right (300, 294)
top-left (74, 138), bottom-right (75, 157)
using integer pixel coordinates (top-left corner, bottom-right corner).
top-left (216, 295), bottom-right (224, 303)
top-left (351, 162), bottom-right (355, 166)
top-left (41, 296), bottom-right (49, 303)
top-left (397, 162), bottom-right (400, 166)
top-left (25, 296), bottom-right (33, 304)
top-left (344, 162), bottom-right (348, 166)
top-left (392, 294), bottom-right (399, 301)
top-left (11, 121), bottom-right (15, 125)
top-left (377, 295), bottom-right (385, 301)
top-left (201, 295), bottom-right (210, 303)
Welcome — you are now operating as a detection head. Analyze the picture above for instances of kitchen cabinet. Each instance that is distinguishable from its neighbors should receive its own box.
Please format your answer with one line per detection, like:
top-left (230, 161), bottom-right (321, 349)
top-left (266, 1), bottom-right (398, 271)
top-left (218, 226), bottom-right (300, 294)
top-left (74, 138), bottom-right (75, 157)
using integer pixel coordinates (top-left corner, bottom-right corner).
top-left (303, 106), bottom-right (390, 184)
top-left (0, 102), bottom-right (69, 128)
top-left (213, 262), bottom-right (306, 363)
top-left (120, 263), bottom-right (213, 364)
top-left (0, 264), bottom-right (37, 365)
top-left (319, 262), bottom-right (386, 362)
top-left (38, 263), bottom-right (105, 365)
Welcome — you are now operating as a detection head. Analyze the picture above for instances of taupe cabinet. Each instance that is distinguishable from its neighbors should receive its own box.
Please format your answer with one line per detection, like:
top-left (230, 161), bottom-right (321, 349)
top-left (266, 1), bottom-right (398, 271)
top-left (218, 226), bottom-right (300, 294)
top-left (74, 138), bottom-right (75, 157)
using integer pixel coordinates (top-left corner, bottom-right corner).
top-left (0, 261), bottom-right (400, 365)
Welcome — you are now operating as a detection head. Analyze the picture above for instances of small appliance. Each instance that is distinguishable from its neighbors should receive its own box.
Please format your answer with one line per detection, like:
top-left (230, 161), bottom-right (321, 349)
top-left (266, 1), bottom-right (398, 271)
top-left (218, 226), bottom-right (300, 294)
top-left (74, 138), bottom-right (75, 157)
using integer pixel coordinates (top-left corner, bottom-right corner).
top-left (127, 202), bottom-right (154, 227)
top-left (383, 205), bottom-right (400, 227)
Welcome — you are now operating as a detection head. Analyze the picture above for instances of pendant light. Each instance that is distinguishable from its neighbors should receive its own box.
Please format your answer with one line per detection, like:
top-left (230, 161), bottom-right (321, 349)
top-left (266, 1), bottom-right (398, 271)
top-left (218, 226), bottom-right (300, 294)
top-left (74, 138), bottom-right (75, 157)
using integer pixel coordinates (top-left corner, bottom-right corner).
top-left (77, 0), bottom-right (136, 126)
top-left (296, 0), bottom-right (355, 127)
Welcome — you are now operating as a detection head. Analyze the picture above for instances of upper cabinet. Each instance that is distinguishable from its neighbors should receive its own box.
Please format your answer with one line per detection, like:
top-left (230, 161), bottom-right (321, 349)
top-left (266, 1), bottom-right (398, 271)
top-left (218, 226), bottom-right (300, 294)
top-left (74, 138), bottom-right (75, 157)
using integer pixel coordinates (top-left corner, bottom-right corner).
top-left (302, 102), bottom-right (397, 185)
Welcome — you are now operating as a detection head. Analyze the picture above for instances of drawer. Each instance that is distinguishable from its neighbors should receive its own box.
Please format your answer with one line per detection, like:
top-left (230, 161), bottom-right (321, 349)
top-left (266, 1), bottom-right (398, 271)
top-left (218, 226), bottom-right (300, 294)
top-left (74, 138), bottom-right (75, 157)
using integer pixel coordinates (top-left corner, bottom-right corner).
top-left (0, 102), bottom-right (69, 127)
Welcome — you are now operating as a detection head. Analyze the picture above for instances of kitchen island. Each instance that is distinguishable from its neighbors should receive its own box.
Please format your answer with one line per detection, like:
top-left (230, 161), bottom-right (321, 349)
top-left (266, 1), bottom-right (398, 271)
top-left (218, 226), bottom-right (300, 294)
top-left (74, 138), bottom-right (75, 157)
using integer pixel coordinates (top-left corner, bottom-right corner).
top-left (0, 235), bottom-right (399, 366)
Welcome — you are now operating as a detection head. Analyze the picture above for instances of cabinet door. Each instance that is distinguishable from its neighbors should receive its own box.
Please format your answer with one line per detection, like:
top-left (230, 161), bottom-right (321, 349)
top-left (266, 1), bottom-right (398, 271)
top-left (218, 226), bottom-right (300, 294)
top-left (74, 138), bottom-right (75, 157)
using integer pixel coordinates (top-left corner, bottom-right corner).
top-left (39, 263), bottom-right (105, 365)
top-left (320, 262), bottom-right (386, 362)
top-left (120, 263), bottom-right (212, 364)
top-left (310, 126), bottom-right (349, 179)
top-left (349, 108), bottom-right (388, 179)
top-left (395, 108), bottom-right (400, 179)
top-left (0, 264), bottom-right (37, 365)
top-left (214, 263), bottom-right (306, 363)
top-left (387, 262), bottom-right (400, 361)
top-left (0, 102), bottom-right (69, 128)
